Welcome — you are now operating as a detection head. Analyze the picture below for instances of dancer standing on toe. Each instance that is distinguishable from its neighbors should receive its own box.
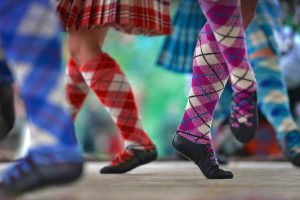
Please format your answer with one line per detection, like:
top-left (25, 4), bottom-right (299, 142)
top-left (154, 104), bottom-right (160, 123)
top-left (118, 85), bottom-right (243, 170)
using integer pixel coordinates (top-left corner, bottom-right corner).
top-left (56, 0), bottom-right (171, 174)
top-left (0, 0), bottom-right (83, 195)
top-left (172, 0), bottom-right (258, 179)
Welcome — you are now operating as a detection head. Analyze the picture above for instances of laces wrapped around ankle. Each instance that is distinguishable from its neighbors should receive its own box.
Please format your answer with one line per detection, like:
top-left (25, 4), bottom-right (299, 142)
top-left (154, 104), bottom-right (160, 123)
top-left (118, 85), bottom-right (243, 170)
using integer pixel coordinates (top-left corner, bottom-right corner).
top-left (111, 150), bottom-right (134, 166)
top-left (231, 90), bottom-right (256, 122)
top-left (205, 144), bottom-right (218, 163)
top-left (2, 156), bottom-right (32, 185)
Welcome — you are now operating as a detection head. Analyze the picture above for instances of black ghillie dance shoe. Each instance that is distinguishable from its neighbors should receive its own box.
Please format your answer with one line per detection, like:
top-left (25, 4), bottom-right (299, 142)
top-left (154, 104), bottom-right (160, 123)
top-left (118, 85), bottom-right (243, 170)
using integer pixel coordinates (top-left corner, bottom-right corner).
top-left (172, 132), bottom-right (233, 179)
top-left (100, 145), bottom-right (157, 174)
top-left (0, 150), bottom-right (83, 195)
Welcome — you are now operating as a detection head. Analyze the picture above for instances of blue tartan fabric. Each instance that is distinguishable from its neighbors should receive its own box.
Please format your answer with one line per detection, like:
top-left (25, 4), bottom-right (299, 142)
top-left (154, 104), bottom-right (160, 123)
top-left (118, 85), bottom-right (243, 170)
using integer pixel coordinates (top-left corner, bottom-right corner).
top-left (0, 0), bottom-right (82, 163)
top-left (157, 0), bottom-right (206, 73)
top-left (246, 0), bottom-right (282, 56)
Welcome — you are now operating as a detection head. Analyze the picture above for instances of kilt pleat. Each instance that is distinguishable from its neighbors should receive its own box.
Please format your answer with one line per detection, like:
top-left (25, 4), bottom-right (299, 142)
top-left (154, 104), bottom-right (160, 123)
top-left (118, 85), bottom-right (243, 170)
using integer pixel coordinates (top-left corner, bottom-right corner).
top-left (157, 0), bottom-right (206, 73)
top-left (57, 0), bottom-right (171, 35)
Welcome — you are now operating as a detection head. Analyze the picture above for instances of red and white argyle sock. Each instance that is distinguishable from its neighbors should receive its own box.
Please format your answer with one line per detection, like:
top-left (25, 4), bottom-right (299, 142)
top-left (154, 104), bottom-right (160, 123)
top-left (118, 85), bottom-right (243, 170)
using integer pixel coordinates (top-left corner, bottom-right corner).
top-left (79, 53), bottom-right (154, 149)
top-left (66, 58), bottom-right (90, 121)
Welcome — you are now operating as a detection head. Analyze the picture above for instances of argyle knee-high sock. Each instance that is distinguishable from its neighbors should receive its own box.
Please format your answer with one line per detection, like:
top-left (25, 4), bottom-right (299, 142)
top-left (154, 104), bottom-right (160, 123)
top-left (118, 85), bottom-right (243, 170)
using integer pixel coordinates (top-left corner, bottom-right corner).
top-left (0, 1), bottom-right (83, 194)
top-left (251, 56), bottom-right (297, 139)
top-left (80, 53), bottom-right (154, 149)
top-left (66, 58), bottom-right (90, 121)
top-left (178, 23), bottom-right (229, 145)
top-left (252, 56), bottom-right (300, 165)
top-left (0, 0), bottom-right (82, 160)
top-left (199, 0), bottom-right (256, 92)
top-left (199, 0), bottom-right (258, 142)
top-left (174, 23), bottom-right (233, 179)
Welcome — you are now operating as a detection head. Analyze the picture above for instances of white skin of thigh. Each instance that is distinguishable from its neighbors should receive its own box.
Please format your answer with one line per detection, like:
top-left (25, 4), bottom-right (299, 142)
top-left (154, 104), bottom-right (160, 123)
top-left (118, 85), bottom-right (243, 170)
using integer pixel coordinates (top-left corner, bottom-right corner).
top-left (67, 27), bottom-right (109, 67)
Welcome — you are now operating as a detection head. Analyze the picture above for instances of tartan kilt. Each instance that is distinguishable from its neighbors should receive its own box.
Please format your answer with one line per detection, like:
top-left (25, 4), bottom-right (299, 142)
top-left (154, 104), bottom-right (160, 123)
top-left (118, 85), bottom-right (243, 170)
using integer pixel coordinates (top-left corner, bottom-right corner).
top-left (56, 0), bottom-right (171, 35)
top-left (157, 0), bottom-right (206, 73)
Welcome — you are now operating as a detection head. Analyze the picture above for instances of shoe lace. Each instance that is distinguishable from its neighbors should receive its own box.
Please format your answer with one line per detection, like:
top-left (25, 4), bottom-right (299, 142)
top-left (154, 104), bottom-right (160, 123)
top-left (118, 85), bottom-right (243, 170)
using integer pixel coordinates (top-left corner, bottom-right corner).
top-left (231, 89), bottom-right (256, 124)
top-left (205, 144), bottom-right (218, 164)
top-left (111, 150), bottom-right (134, 166)
top-left (2, 156), bottom-right (32, 185)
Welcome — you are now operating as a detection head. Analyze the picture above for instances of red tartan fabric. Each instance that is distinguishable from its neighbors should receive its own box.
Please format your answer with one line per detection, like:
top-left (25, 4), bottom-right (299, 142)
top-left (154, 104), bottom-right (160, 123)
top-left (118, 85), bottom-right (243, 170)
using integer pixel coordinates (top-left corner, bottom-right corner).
top-left (66, 58), bottom-right (90, 121)
top-left (57, 0), bottom-right (171, 35)
top-left (66, 54), bottom-right (154, 146)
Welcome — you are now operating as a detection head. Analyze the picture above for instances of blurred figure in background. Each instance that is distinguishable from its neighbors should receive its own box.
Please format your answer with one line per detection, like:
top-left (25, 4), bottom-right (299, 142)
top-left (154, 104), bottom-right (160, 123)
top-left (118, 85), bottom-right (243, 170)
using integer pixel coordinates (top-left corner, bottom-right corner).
top-left (281, 0), bottom-right (300, 32)
top-left (0, 0), bottom-right (83, 195)
top-left (279, 1), bottom-right (300, 118)
top-left (56, 0), bottom-right (171, 174)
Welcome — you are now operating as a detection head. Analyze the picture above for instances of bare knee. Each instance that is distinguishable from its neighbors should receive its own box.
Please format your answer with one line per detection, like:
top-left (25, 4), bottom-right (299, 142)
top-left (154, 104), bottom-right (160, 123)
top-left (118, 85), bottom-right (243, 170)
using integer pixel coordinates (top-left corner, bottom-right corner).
top-left (67, 30), bottom-right (103, 67)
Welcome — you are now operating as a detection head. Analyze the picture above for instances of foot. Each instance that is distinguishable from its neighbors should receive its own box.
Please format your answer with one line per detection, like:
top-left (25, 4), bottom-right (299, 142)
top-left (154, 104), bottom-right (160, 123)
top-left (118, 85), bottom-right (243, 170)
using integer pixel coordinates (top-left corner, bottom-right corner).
top-left (216, 154), bottom-right (229, 165)
top-left (0, 148), bottom-right (84, 195)
top-left (230, 90), bottom-right (258, 143)
top-left (172, 132), bottom-right (233, 179)
top-left (0, 82), bottom-right (15, 140)
top-left (281, 130), bottom-right (300, 167)
top-left (100, 145), bottom-right (157, 174)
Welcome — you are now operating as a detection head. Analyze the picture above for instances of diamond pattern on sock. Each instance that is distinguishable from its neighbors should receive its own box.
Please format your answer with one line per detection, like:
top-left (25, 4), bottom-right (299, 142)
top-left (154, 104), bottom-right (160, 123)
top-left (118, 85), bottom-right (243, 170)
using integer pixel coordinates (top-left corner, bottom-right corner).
top-left (200, 0), bottom-right (257, 133)
top-left (79, 53), bottom-right (153, 147)
top-left (66, 59), bottom-right (90, 120)
top-left (178, 24), bottom-right (229, 145)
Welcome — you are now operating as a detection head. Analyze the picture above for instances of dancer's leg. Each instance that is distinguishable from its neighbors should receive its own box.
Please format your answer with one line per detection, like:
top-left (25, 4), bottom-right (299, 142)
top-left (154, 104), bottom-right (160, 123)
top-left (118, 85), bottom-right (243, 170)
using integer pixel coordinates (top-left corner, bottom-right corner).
top-left (68, 29), bottom-right (157, 173)
top-left (0, 0), bottom-right (83, 194)
top-left (173, 23), bottom-right (233, 179)
top-left (65, 58), bottom-right (90, 121)
top-left (250, 53), bottom-right (300, 166)
top-left (199, 0), bottom-right (258, 142)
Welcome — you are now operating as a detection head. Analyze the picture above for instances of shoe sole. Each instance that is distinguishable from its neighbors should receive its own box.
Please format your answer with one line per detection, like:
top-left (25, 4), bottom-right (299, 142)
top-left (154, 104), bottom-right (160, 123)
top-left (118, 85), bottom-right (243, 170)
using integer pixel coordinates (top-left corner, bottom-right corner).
top-left (100, 150), bottom-right (157, 174)
top-left (172, 133), bottom-right (233, 179)
top-left (2, 162), bottom-right (84, 195)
